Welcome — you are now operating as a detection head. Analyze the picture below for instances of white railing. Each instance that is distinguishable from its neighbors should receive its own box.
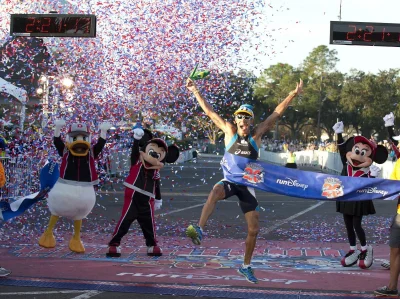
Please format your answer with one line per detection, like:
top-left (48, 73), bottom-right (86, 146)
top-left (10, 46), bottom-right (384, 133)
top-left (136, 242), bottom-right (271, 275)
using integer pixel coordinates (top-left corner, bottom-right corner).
top-left (259, 149), bottom-right (395, 179)
top-left (0, 149), bottom-right (195, 198)
top-left (176, 150), bottom-right (195, 163)
top-left (0, 156), bottom-right (44, 199)
top-left (1, 149), bottom-right (395, 200)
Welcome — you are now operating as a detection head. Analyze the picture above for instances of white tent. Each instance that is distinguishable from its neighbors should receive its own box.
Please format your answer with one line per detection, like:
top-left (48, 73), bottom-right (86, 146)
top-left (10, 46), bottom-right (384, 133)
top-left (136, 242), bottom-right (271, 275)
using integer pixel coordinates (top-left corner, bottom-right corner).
top-left (0, 77), bottom-right (28, 129)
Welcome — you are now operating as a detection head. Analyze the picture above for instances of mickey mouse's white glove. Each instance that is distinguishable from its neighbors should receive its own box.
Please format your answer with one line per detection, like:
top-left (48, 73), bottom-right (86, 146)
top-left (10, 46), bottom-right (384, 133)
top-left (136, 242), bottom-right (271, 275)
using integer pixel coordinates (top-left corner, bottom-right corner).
top-left (99, 122), bottom-right (113, 139)
top-left (154, 199), bottom-right (162, 210)
top-left (54, 119), bottom-right (66, 137)
top-left (370, 164), bottom-right (381, 177)
top-left (383, 112), bottom-right (395, 127)
top-left (332, 121), bottom-right (344, 134)
top-left (133, 128), bottom-right (144, 140)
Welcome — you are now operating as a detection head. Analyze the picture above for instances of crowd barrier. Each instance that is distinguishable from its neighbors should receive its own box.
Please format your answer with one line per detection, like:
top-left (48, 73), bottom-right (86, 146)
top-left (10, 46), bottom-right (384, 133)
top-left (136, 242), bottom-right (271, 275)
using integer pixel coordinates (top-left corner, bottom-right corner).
top-left (1, 149), bottom-right (394, 200)
top-left (0, 149), bottom-right (194, 199)
top-left (259, 149), bottom-right (396, 179)
top-left (0, 156), bottom-right (44, 199)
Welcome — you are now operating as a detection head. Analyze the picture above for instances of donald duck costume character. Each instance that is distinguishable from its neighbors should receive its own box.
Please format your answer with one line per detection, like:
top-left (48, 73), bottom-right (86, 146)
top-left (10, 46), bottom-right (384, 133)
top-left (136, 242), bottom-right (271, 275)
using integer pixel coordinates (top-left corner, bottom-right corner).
top-left (39, 119), bottom-right (112, 253)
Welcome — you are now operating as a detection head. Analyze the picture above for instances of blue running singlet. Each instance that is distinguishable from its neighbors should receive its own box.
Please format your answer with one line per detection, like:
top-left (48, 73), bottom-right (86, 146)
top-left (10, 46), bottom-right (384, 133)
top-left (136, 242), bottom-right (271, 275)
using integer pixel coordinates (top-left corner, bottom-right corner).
top-left (225, 133), bottom-right (259, 160)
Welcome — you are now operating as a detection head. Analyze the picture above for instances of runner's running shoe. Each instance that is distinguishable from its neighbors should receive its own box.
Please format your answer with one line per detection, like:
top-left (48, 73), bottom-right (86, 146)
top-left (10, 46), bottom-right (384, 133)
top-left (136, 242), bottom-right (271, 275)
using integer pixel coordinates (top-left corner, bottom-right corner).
top-left (186, 225), bottom-right (202, 245)
top-left (381, 260), bottom-right (390, 270)
top-left (0, 267), bottom-right (11, 277)
top-left (238, 266), bottom-right (258, 284)
top-left (374, 286), bottom-right (398, 297)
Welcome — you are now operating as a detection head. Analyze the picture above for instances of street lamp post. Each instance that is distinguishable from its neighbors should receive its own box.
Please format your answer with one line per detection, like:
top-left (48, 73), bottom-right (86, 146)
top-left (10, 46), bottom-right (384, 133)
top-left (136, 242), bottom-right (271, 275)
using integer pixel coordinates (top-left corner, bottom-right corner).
top-left (273, 118), bottom-right (279, 140)
top-left (273, 91), bottom-right (286, 141)
top-left (37, 75), bottom-right (74, 128)
top-left (315, 70), bottom-right (327, 143)
top-left (37, 76), bottom-right (50, 128)
top-left (316, 96), bottom-right (326, 143)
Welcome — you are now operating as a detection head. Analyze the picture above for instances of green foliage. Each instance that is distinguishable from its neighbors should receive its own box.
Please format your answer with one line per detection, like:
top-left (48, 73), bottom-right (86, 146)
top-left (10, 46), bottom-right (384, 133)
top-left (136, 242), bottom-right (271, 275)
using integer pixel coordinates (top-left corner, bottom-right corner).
top-left (177, 44), bottom-right (400, 143)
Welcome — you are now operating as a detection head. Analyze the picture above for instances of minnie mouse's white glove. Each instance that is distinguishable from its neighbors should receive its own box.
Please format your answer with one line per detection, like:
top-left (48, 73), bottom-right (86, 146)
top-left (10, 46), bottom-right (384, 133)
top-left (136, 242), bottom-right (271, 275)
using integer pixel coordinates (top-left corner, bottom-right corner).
top-left (54, 119), bottom-right (66, 137)
top-left (154, 199), bottom-right (162, 210)
top-left (133, 128), bottom-right (144, 140)
top-left (383, 112), bottom-right (395, 127)
top-left (332, 121), bottom-right (344, 134)
top-left (99, 122), bottom-right (113, 139)
top-left (370, 164), bottom-right (381, 177)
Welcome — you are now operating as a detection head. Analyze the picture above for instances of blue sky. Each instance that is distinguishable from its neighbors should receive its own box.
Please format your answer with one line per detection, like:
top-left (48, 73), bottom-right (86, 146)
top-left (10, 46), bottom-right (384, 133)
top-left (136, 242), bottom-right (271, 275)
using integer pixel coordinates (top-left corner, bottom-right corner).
top-left (259, 0), bottom-right (400, 75)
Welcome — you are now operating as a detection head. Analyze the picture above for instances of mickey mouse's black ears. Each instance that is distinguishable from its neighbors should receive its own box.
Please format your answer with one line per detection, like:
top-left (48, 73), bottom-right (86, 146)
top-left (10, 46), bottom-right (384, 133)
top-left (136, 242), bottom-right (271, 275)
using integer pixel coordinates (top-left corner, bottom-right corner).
top-left (374, 145), bottom-right (388, 164)
top-left (139, 129), bottom-right (153, 148)
top-left (166, 144), bottom-right (180, 163)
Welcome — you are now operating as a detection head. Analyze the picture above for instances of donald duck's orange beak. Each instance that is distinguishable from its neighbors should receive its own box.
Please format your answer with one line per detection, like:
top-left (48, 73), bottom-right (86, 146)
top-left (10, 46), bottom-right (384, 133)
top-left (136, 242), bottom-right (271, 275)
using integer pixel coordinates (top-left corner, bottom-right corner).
top-left (67, 140), bottom-right (90, 157)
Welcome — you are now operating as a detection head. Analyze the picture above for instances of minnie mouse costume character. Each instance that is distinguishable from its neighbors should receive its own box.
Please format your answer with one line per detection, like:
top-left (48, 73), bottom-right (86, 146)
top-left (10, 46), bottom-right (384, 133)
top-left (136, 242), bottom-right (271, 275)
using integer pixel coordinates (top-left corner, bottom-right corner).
top-left (107, 127), bottom-right (179, 257)
top-left (333, 121), bottom-right (388, 269)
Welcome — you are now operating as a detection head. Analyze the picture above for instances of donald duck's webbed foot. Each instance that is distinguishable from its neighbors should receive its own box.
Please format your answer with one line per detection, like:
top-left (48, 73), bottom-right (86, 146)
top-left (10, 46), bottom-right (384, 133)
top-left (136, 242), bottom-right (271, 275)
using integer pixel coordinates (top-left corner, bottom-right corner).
top-left (69, 237), bottom-right (85, 253)
top-left (39, 232), bottom-right (56, 248)
top-left (69, 220), bottom-right (85, 253)
top-left (38, 215), bottom-right (59, 248)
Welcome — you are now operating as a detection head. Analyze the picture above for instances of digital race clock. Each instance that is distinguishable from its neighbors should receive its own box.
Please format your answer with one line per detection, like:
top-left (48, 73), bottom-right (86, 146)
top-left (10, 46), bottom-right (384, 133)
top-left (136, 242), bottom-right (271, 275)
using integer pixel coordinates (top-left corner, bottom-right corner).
top-left (330, 21), bottom-right (400, 47)
top-left (10, 14), bottom-right (96, 37)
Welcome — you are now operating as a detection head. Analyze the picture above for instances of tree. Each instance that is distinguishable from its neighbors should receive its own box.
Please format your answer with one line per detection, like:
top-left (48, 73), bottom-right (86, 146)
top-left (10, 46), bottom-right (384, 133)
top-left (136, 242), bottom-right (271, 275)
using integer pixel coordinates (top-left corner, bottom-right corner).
top-left (280, 106), bottom-right (311, 140)
top-left (340, 69), bottom-right (400, 138)
top-left (316, 71), bottom-right (344, 141)
top-left (253, 63), bottom-right (302, 140)
top-left (192, 115), bottom-right (222, 144)
top-left (301, 45), bottom-right (340, 142)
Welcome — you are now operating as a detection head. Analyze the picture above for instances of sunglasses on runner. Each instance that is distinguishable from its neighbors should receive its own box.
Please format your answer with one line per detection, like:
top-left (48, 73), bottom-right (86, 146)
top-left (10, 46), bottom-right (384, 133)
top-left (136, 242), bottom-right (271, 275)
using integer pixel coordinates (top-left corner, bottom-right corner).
top-left (235, 115), bottom-right (252, 120)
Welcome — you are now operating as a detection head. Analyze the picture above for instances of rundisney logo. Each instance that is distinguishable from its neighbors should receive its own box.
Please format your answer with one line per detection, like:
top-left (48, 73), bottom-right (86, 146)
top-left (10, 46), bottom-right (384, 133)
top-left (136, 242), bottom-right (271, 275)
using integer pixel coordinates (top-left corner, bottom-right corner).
top-left (276, 178), bottom-right (308, 190)
top-left (356, 187), bottom-right (388, 196)
top-left (220, 158), bottom-right (230, 171)
top-left (48, 161), bottom-right (56, 174)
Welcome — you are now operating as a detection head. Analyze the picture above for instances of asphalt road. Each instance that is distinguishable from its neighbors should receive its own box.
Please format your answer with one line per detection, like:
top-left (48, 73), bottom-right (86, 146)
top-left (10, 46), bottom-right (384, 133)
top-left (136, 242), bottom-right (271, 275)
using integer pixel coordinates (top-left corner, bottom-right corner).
top-left (0, 154), bottom-right (396, 298)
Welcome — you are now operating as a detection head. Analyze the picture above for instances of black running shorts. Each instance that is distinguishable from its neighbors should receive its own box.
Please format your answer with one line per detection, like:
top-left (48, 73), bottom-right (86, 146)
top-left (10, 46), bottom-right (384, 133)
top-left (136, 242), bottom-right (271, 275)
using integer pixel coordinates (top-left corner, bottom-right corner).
top-left (217, 180), bottom-right (259, 214)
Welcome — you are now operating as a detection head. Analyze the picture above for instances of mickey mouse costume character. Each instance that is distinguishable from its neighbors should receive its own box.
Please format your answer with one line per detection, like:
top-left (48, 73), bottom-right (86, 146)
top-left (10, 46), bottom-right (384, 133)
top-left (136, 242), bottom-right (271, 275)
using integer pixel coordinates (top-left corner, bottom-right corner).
top-left (333, 121), bottom-right (388, 269)
top-left (106, 127), bottom-right (179, 257)
top-left (39, 119), bottom-right (112, 253)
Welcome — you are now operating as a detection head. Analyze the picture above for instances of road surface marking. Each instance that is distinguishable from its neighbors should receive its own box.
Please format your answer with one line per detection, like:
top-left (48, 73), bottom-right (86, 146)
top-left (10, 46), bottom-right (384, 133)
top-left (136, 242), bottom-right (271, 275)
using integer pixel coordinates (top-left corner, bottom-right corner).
top-left (71, 291), bottom-right (103, 299)
top-left (262, 201), bottom-right (325, 235)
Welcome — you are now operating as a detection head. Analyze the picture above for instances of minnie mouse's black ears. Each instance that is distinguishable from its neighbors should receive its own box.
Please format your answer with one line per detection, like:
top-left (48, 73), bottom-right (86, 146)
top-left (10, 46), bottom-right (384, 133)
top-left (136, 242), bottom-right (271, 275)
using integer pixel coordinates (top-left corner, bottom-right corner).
top-left (345, 137), bottom-right (355, 152)
top-left (373, 145), bottom-right (388, 164)
top-left (139, 129), bottom-right (153, 148)
top-left (166, 144), bottom-right (180, 164)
